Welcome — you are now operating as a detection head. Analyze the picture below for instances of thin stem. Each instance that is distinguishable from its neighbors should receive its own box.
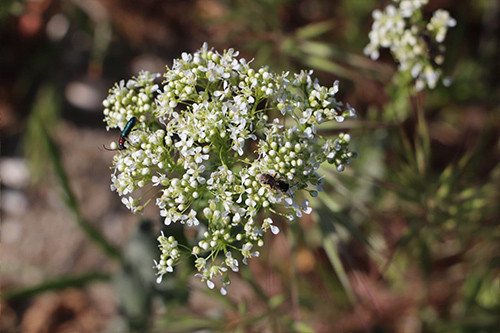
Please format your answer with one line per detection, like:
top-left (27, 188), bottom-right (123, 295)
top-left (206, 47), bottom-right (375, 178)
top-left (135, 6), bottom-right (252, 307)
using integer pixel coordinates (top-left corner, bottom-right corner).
top-left (40, 123), bottom-right (123, 263)
top-left (287, 222), bottom-right (301, 323)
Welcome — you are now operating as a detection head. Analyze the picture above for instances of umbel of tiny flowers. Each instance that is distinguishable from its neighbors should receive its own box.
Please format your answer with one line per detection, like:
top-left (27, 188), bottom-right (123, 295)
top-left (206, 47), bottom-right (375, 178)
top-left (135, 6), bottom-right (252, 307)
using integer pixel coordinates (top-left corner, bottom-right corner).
top-left (102, 43), bottom-right (357, 294)
top-left (364, 0), bottom-right (456, 91)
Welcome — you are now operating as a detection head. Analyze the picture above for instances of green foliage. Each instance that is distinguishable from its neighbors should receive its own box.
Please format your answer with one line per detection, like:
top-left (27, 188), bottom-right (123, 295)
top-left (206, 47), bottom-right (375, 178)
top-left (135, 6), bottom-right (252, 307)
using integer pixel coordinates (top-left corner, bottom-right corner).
top-left (0, 0), bottom-right (22, 22)
top-left (6, 0), bottom-right (499, 332)
top-left (23, 85), bottom-right (61, 183)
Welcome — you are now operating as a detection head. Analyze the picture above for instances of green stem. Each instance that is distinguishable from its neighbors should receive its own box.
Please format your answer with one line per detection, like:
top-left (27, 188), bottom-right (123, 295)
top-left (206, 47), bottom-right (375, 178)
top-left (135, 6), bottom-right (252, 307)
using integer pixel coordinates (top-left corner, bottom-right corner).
top-left (414, 92), bottom-right (430, 176)
top-left (40, 124), bottom-right (123, 263)
top-left (288, 221), bottom-right (301, 323)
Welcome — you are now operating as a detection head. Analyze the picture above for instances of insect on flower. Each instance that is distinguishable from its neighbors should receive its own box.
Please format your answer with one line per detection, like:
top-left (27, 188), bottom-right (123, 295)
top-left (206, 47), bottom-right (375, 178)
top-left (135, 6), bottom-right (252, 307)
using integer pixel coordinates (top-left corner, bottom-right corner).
top-left (419, 33), bottom-right (441, 63)
top-left (257, 173), bottom-right (289, 193)
top-left (102, 116), bottom-right (137, 151)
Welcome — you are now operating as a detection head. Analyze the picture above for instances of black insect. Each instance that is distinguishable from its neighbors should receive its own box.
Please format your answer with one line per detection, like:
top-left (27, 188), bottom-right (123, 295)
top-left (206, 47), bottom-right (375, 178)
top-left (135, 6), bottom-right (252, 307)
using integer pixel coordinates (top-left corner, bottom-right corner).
top-left (257, 173), bottom-right (289, 193)
top-left (420, 33), bottom-right (442, 64)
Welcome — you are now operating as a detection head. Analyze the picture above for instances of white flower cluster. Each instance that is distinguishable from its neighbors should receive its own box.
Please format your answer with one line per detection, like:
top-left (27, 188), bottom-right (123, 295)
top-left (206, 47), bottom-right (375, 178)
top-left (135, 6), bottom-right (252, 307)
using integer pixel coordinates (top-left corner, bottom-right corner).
top-left (364, 0), bottom-right (456, 91)
top-left (102, 43), bottom-right (356, 294)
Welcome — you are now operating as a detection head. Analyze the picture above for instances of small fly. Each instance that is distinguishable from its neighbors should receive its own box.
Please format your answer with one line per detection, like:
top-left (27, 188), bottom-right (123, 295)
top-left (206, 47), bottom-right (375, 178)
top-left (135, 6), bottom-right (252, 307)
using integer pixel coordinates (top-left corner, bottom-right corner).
top-left (257, 173), bottom-right (289, 193)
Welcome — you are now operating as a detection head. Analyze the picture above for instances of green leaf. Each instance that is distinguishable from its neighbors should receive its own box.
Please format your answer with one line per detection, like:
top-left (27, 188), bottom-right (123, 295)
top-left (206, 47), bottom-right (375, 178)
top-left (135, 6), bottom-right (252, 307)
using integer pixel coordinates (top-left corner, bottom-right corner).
top-left (295, 21), bottom-right (335, 40)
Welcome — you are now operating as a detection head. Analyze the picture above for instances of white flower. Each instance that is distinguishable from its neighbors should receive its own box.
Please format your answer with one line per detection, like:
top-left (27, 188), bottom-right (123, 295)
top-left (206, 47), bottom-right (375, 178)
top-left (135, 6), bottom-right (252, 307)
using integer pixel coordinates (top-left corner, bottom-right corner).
top-left (225, 252), bottom-right (239, 272)
top-left (152, 173), bottom-right (167, 186)
top-left (103, 44), bottom-right (356, 294)
top-left (428, 9), bottom-right (457, 43)
top-left (398, 0), bottom-right (428, 18)
top-left (302, 200), bottom-right (313, 215)
top-left (185, 209), bottom-right (199, 227)
top-left (365, 2), bottom-right (455, 91)
top-left (121, 196), bottom-right (136, 212)
top-left (206, 280), bottom-right (215, 289)
top-left (242, 243), bottom-right (260, 264)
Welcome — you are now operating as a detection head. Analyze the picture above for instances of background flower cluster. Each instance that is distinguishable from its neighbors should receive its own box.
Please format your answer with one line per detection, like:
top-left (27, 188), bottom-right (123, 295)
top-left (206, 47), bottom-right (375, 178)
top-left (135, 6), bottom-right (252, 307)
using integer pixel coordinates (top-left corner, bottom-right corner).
top-left (364, 0), bottom-right (456, 90)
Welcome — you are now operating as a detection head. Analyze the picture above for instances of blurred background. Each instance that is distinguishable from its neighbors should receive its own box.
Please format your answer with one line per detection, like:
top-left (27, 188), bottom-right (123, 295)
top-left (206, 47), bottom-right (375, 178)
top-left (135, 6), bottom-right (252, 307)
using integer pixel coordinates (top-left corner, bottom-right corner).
top-left (1, 0), bottom-right (499, 332)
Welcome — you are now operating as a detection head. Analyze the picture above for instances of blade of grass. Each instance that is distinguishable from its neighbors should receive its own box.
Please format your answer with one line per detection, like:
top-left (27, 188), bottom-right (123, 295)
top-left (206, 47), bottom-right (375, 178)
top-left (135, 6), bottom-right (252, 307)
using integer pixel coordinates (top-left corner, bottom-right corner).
top-left (288, 219), bottom-right (301, 323)
top-left (296, 40), bottom-right (394, 81)
top-left (295, 20), bottom-right (335, 40)
top-left (322, 235), bottom-right (356, 304)
top-left (315, 205), bottom-right (356, 303)
top-left (301, 55), bottom-right (360, 82)
top-left (316, 203), bottom-right (381, 326)
top-left (3, 272), bottom-right (111, 301)
top-left (156, 313), bottom-right (226, 332)
top-left (396, 125), bottom-right (417, 170)
top-left (317, 192), bottom-right (370, 246)
top-left (40, 122), bottom-right (123, 263)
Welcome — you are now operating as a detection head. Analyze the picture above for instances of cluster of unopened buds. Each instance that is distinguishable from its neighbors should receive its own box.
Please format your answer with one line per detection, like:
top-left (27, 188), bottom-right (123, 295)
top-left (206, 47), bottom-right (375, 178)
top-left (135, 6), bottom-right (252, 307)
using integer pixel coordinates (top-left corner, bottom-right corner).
top-left (364, 0), bottom-right (456, 91)
top-left (102, 43), bottom-right (356, 294)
